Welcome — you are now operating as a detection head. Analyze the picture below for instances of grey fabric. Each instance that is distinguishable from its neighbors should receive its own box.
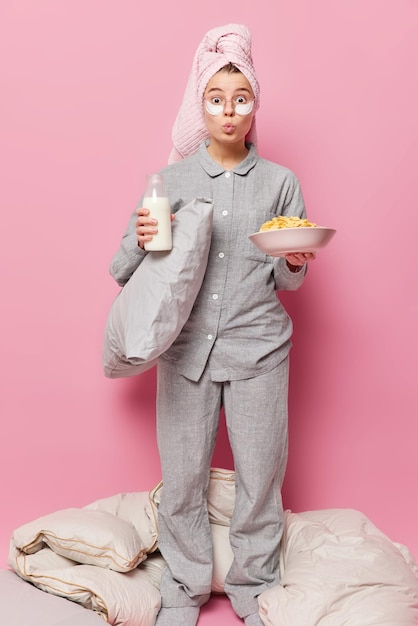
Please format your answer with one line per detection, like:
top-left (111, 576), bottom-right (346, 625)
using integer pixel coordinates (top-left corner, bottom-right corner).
top-left (155, 606), bottom-right (200, 625)
top-left (155, 358), bottom-right (289, 617)
top-left (103, 198), bottom-right (214, 378)
top-left (0, 569), bottom-right (103, 626)
top-left (109, 140), bottom-right (308, 620)
top-left (110, 142), bottom-right (307, 383)
top-left (244, 612), bottom-right (264, 626)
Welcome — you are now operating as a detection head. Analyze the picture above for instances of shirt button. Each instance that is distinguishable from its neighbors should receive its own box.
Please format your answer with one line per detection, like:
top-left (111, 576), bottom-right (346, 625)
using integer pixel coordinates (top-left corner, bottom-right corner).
top-left (207, 334), bottom-right (213, 340)
top-left (218, 252), bottom-right (225, 258)
top-left (212, 294), bottom-right (218, 300)
top-left (222, 210), bottom-right (228, 216)
top-left (225, 172), bottom-right (231, 178)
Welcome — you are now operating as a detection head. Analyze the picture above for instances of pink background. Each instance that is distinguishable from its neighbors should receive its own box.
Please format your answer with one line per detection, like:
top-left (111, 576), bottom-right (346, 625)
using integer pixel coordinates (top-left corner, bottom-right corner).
top-left (1, 1), bottom-right (417, 622)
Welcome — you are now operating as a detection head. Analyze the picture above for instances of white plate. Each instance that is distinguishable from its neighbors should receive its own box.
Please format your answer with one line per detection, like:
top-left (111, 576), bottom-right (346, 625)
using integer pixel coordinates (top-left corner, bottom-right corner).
top-left (248, 227), bottom-right (336, 257)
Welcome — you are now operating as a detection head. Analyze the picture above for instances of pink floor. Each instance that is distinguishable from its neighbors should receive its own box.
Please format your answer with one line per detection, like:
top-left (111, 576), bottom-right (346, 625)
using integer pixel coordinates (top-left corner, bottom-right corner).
top-left (199, 595), bottom-right (243, 625)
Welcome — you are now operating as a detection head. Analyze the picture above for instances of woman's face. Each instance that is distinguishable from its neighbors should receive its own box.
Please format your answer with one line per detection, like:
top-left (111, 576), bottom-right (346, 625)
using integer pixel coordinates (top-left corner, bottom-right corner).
top-left (203, 70), bottom-right (255, 147)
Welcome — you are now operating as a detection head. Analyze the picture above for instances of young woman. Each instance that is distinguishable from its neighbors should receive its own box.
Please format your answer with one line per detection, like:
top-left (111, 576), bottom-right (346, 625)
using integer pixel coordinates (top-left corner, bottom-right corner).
top-left (110, 24), bottom-right (315, 626)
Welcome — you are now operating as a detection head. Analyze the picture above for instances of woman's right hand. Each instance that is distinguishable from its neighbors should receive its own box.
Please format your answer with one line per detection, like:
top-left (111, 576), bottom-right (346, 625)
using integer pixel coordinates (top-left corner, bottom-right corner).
top-left (135, 207), bottom-right (157, 249)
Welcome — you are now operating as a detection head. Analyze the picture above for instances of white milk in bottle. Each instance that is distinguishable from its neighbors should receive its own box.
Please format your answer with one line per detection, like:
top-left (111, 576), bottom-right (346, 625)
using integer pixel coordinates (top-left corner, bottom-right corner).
top-left (143, 173), bottom-right (172, 251)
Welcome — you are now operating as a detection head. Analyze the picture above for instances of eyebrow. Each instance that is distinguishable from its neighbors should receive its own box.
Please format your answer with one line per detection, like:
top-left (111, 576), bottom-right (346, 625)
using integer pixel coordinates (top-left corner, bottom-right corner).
top-left (205, 87), bottom-right (252, 95)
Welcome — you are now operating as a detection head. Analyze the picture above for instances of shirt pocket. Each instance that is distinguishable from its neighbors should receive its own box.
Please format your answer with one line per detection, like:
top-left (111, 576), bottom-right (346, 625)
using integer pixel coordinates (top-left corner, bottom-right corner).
top-left (243, 208), bottom-right (276, 264)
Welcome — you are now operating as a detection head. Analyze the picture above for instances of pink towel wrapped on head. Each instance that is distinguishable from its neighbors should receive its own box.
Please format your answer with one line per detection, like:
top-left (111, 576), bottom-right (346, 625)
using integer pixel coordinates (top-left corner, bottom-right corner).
top-left (168, 24), bottom-right (260, 164)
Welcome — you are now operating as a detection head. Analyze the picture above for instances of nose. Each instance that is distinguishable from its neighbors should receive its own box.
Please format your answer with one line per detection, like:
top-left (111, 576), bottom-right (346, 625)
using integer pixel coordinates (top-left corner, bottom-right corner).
top-left (223, 100), bottom-right (235, 116)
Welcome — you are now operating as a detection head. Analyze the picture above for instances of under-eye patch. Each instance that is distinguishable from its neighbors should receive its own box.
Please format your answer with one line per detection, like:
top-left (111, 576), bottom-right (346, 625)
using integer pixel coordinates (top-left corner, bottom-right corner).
top-left (205, 98), bottom-right (254, 116)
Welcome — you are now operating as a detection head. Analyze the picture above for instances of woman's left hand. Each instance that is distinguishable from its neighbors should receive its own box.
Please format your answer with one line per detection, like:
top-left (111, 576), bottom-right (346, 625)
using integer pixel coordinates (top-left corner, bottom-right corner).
top-left (285, 252), bottom-right (316, 271)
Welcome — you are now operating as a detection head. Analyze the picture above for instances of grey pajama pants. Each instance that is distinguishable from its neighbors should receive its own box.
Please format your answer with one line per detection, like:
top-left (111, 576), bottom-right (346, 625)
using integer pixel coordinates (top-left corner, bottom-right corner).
top-left (156, 357), bottom-right (289, 619)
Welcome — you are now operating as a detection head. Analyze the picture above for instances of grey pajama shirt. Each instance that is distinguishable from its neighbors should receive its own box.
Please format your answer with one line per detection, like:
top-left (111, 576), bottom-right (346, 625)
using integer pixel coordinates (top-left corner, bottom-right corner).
top-left (110, 141), bottom-right (307, 619)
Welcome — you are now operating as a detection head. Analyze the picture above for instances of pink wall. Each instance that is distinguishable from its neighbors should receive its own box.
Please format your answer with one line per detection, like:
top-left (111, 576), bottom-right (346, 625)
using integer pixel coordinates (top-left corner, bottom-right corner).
top-left (1, 0), bottom-right (417, 576)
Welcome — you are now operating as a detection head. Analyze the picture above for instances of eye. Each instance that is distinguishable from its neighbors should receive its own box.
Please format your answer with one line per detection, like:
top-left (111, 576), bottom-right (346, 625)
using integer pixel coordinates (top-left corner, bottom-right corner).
top-left (235, 95), bottom-right (247, 104)
top-left (234, 99), bottom-right (254, 116)
top-left (205, 99), bottom-right (224, 116)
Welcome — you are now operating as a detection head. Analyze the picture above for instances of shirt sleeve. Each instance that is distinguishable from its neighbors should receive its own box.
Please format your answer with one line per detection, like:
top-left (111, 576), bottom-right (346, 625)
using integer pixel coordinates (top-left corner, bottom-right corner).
top-left (274, 257), bottom-right (307, 290)
top-left (281, 172), bottom-right (307, 220)
top-left (109, 208), bottom-right (147, 286)
top-left (273, 172), bottom-right (308, 290)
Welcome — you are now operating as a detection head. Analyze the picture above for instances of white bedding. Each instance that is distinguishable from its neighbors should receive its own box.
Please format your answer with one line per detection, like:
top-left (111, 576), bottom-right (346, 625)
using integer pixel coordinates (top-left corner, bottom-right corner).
top-left (0, 568), bottom-right (104, 626)
top-left (5, 468), bottom-right (418, 626)
top-left (8, 490), bottom-right (163, 626)
top-left (259, 508), bottom-right (418, 625)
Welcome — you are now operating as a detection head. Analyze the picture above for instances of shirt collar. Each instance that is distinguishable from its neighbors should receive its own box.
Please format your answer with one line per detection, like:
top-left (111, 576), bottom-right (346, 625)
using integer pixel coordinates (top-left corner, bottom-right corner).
top-left (197, 140), bottom-right (258, 177)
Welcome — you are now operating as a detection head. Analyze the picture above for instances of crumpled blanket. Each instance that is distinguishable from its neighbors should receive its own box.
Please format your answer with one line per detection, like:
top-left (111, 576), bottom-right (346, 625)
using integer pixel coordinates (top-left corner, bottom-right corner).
top-left (8, 468), bottom-right (418, 626)
top-left (8, 490), bottom-right (163, 626)
top-left (7, 469), bottom-right (235, 626)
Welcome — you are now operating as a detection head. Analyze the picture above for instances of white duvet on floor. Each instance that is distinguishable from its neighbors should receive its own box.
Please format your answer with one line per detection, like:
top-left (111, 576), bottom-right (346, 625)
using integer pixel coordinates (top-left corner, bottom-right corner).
top-left (6, 469), bottom-right (418, 625)
top-left (0, 568), bottom-right (104, 626)
top-left (258, 508), bottom-right (418, 625)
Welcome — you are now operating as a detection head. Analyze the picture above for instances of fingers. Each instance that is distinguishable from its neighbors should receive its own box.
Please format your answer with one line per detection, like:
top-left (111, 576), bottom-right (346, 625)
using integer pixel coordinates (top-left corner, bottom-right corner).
top-left (135, 207), bottom-right (157, 248)
top-left (285, 252), bottom-right (316, 266)
top-left (301, 252), bottom-right (316, 262)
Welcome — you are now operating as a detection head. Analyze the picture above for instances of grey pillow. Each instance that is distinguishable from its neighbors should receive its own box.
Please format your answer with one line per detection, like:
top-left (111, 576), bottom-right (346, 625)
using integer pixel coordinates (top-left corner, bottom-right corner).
top-left (103, 197), bottom-right (214, 378)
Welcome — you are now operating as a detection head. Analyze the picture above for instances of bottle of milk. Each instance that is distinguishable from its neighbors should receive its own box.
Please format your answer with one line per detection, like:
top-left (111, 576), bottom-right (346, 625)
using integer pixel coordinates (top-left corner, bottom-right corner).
top-left (143, 173), bottom-right (172, 251)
